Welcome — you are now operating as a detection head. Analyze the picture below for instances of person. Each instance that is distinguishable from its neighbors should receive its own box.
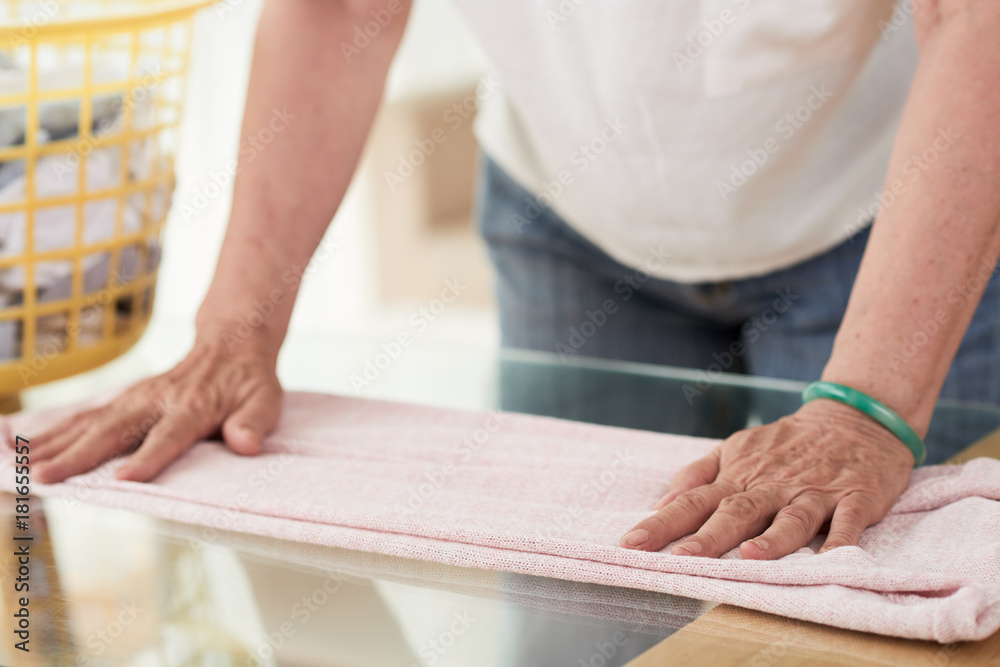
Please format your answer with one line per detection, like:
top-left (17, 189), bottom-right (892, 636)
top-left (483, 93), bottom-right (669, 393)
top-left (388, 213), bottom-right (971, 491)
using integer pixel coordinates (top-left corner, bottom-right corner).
top-left (30, 0), bottom-right (1000, 561)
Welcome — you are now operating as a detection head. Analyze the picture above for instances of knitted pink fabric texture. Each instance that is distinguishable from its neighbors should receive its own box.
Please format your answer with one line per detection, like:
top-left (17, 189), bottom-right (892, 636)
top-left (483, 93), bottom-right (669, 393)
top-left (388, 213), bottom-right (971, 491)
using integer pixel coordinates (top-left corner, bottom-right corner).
top-left (5, 391), bottom-right (1000, 643)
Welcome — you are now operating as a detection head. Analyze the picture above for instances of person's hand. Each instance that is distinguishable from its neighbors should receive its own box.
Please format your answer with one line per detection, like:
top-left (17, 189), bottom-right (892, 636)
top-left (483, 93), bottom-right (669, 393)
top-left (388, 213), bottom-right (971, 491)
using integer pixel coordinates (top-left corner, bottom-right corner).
top-left (31, 339), bottom-right (282, 484)
top-left (619, 399), bottom-right (915, 559)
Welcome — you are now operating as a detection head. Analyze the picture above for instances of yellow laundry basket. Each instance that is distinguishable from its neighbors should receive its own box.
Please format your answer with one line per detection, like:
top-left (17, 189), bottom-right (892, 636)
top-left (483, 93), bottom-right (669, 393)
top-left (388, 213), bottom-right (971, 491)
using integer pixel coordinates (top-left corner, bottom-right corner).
top-left (0, 0), bottom-right (211, 395)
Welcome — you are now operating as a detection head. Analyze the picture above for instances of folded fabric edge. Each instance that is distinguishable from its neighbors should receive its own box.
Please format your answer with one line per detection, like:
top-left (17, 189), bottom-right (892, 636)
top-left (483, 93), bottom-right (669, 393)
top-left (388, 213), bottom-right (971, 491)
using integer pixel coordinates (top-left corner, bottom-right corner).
top-left (26, 484), bottom-right (999, 643)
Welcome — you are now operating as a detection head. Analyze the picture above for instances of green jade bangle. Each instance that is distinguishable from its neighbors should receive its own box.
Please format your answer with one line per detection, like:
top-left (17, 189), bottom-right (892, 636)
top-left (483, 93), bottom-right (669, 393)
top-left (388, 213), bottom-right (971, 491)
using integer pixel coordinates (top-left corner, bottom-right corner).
top-left (801, 381), bottom-right (926, 467)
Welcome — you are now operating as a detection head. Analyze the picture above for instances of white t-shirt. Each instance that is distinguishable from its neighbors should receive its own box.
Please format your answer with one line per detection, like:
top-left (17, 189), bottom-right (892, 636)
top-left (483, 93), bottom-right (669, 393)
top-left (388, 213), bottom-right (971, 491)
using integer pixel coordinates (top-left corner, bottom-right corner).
top-left (452, 0), bottom-right (918, 282)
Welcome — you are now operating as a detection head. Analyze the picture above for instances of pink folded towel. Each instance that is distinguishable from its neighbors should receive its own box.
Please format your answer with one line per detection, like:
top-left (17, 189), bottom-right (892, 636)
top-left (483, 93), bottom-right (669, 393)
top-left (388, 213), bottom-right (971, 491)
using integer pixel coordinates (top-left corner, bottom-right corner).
top-left (5, 392), bottom-right (1000, 643)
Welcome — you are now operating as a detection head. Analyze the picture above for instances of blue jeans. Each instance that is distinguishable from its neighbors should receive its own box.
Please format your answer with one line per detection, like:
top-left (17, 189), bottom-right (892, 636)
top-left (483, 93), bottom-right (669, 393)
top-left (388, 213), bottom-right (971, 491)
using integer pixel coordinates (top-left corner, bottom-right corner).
top-left (478, 159), bottom-right (1000, 464)
top-left (477, 155), bottom-right (1000, 401)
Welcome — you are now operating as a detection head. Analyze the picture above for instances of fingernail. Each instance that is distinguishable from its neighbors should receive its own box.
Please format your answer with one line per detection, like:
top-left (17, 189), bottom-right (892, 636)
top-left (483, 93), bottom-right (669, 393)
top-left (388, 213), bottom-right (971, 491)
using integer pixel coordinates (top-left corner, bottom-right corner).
top-left (672, 541), bottom-right (702, 556)
top-left (746, 538), bottom-right (769, 553)
top-left (621, 529), bottom-right (649, 547)
top-left (115, 466), bottom-right (133, 480)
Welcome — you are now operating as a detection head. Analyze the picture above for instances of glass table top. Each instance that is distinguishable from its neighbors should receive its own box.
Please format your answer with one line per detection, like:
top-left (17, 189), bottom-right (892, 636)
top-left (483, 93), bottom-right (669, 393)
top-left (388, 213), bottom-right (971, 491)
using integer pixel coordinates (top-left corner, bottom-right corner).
top-left (2, 329), bottom-right (999, 666)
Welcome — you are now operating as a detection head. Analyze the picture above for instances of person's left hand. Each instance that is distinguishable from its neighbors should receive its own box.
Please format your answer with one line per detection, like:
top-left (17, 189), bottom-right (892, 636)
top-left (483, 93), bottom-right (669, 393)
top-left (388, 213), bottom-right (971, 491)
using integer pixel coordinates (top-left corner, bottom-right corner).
top-left (619, 398), bottom-right (915, 559)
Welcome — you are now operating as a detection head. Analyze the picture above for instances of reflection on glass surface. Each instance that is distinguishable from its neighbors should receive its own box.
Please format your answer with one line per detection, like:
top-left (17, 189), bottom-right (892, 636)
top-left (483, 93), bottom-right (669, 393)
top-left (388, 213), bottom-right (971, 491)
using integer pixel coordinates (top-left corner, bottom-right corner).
top-left (0, 495), bottom-right (699, 666)
top-left (498, 349), bottom-right (1000, 465)
top-left (3, 346), bottom-right (999, 665)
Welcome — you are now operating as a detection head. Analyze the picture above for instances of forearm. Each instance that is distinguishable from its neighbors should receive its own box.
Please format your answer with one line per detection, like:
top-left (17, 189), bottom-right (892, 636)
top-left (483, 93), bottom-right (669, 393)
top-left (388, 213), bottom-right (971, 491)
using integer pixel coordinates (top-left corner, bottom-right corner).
top-left (195, 0), bottom-right (411, 358)
top-left (823, 1), bottom-right (1000, 435)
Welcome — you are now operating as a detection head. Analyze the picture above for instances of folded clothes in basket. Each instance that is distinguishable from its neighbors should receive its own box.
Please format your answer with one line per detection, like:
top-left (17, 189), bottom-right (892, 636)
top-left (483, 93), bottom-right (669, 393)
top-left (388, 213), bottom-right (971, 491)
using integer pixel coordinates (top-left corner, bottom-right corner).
top-left (4, 391), bottom-right (1000, 643)
top-left (0, 61), bottom-right (166, 360)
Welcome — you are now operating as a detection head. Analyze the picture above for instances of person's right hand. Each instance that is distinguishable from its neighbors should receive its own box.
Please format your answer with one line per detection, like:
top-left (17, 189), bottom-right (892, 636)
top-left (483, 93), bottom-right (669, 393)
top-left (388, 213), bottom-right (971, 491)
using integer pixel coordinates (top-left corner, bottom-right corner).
top-left (31, 340), bottom-right (282, 484)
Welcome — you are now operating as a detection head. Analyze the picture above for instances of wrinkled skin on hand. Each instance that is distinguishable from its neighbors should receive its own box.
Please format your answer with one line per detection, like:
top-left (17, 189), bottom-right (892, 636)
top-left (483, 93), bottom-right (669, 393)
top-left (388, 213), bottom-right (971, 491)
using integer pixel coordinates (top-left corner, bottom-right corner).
top-left (620, 399), bottom-right (915, 559)
top-left (31, 342), bottom-right (282, 484)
